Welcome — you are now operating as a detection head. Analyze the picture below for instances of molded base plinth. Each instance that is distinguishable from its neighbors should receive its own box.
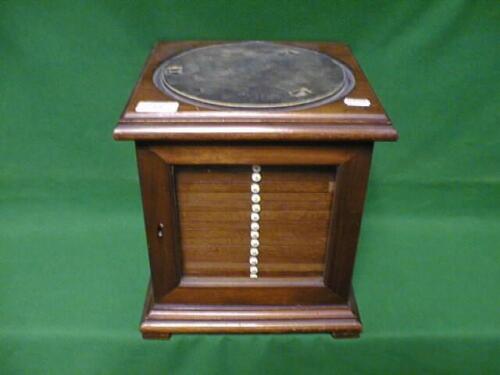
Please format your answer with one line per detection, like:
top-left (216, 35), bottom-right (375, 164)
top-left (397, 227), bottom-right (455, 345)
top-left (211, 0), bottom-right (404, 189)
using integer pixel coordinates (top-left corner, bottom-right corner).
top-left (140, 282), bottom-right (362, 339)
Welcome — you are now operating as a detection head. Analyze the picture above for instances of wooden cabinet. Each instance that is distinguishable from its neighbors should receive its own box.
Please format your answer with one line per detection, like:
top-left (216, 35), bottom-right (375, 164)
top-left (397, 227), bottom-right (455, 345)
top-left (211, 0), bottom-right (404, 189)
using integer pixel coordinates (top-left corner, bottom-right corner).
top-left (114, 41), bottom-right (398, 339)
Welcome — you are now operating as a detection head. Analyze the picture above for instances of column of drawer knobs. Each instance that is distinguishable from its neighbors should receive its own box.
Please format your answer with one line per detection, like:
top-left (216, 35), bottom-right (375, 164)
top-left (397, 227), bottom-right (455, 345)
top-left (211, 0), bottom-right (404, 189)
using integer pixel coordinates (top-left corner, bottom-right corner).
top-left (249, 165), bottom-right (261, 278)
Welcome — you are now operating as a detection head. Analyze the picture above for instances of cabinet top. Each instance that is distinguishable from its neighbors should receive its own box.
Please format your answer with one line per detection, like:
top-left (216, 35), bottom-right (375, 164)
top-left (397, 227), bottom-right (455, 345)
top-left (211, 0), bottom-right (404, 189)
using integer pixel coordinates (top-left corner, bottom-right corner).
top-left (114, 41), bottom-right (397, 142)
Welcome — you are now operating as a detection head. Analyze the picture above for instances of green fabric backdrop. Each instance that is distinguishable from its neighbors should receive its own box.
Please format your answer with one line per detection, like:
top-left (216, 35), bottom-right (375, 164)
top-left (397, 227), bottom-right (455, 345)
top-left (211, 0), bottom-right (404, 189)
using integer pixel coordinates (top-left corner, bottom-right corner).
top-left (1, 1), bottom-right (499, 373)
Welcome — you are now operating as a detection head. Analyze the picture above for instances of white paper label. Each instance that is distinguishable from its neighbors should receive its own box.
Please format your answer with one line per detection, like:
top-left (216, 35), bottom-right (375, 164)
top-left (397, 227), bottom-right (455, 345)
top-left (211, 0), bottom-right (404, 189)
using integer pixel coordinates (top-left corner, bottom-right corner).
top-left (343, 97), bottom-right (371, 107)
top-left (135, 101), bottom-right (179, 113)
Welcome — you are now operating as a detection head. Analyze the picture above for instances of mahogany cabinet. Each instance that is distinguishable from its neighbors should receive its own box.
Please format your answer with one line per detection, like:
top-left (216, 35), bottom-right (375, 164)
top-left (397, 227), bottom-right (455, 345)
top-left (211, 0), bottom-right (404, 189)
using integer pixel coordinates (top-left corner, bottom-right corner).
top-left (113, 41), bottom-right (398, 339)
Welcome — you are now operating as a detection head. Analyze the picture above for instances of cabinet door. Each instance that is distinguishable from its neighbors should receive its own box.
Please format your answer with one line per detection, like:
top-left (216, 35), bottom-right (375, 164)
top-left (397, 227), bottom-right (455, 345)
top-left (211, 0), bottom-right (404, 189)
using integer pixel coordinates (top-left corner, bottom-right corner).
top-left (136, 142), bottom-right (372, 305)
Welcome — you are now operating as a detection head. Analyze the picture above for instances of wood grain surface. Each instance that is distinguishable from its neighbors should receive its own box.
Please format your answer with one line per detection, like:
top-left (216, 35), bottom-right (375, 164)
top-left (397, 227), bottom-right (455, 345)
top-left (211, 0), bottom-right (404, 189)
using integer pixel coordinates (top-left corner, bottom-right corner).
top-left (176, 165), bottom-right (335, 278)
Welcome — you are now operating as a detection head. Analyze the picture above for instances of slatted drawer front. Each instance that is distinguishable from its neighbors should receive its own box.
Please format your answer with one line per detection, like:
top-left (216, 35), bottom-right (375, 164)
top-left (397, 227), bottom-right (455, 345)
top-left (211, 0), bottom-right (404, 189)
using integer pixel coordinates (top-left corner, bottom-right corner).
top-left (175, 165), bottom-right (336, 278)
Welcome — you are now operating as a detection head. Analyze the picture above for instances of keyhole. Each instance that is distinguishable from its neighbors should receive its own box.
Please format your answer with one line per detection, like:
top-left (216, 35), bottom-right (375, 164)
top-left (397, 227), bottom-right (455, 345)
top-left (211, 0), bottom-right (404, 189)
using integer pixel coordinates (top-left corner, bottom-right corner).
top-left (157, 223), bottom-right (164, 238)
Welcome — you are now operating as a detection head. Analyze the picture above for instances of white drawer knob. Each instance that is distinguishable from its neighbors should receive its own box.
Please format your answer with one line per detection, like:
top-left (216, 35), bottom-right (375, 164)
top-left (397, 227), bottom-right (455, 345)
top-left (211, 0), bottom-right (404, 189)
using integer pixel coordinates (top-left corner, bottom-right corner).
top-left (250, 212), bottom-right (260, 222)
top-left (251, 173), bottom-right (262, 182)
top-left (249, 256), bottom-right (258, 265)
top-left (251, 204), bottom-right (261, 213)
top-left (250, 273), bottom-right (258, 279)
top-left (251, 194), bottom-right (261, 203)
top-left (250, 230), bottom-right (259, 239)
top-left (250, 266), bottom-right (258, 274)
top-left (250, 247), bottom-right (259, 256)
top-left (251, 183), bottom-right (260, 193)
top-left (250, 239), bottom-right (259, 248)
top-left (250, 222), bottom-right (260, 231)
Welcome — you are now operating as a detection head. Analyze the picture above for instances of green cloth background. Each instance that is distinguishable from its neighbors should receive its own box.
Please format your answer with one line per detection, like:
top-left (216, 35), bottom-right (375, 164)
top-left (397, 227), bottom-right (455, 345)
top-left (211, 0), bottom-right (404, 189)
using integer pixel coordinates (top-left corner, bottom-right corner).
top-left (1, 1), bottom-right (499, 373)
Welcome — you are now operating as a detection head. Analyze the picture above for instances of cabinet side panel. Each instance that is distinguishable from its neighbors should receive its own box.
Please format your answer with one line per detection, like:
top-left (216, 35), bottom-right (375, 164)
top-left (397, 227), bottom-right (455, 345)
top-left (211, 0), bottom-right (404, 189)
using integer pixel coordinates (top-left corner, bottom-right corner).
top-left (324, 143), bottom-right (373, 299)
